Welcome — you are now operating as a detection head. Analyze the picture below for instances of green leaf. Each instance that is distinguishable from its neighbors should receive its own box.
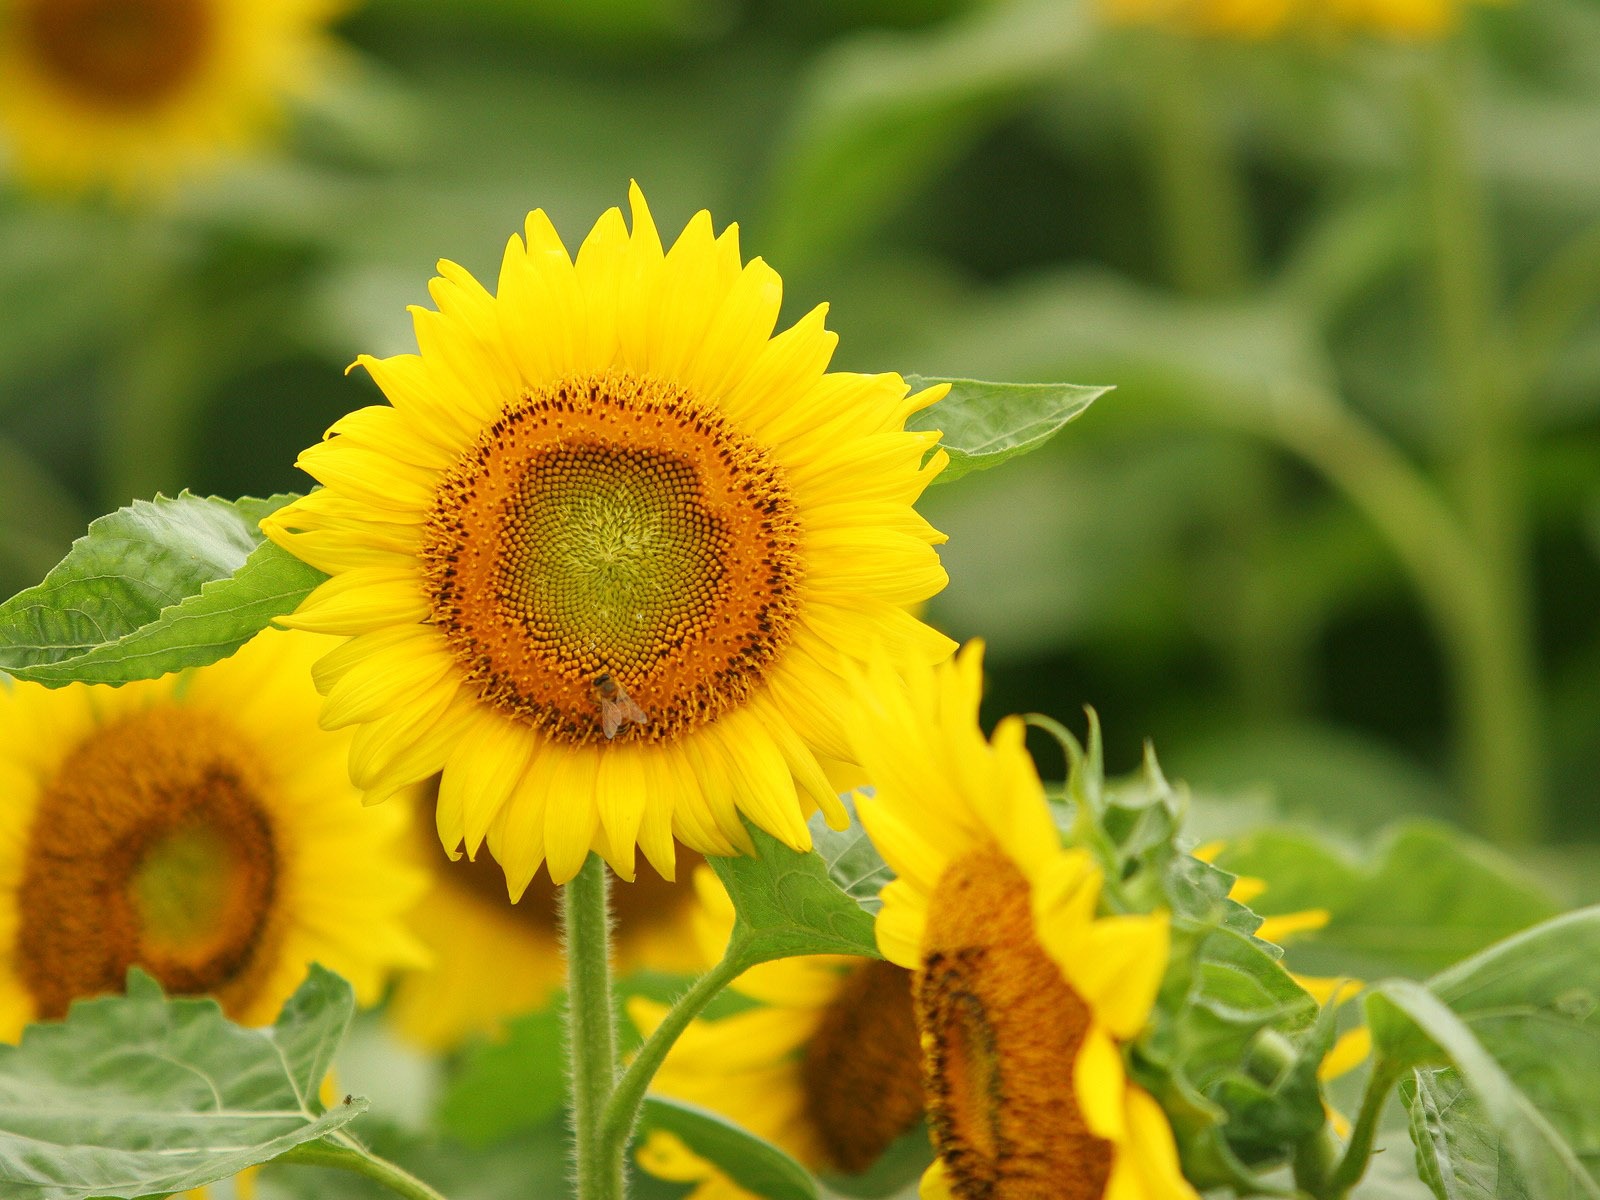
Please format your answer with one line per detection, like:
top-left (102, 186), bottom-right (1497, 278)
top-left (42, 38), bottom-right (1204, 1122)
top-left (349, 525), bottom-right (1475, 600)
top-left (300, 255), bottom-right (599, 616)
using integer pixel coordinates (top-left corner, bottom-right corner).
top-left (809, 792), bottom-right (894, 917)
top-left (0, 492), bottom-right (327, 687)
top-left (709, 820), bottom-right (880, 967)
top-left (1406, 1068), bottom-right (1534, 1200)
top-left (436, 1004), bottom-right (568, 1147)
top-left (638, 1096), bottom-right (818, 1200)
top-left (1215, 822), bottom-right (1560, 978)
top-left (903, 375), bottom-right (1106, 484)
top-left (0, 965), bottom-right (366, 1200)
top-left (1369, 978), bottom-right (1600, 1200)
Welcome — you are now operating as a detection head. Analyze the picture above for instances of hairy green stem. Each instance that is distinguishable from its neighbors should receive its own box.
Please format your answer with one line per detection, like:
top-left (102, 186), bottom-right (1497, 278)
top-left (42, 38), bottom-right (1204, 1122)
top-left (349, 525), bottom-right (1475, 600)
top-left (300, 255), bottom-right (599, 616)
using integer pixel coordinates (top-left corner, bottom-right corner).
top-left (279, 1139), bottom-right (449, 1200)
top-left (599, 943), bottom-right (751, 1160)
top-left (1414, 60), bottom-right (1544, 843)
top-left (563, 853), bottom-right (623, 1200)
top-left (1326, 1060), bottom-right (1404, 1199)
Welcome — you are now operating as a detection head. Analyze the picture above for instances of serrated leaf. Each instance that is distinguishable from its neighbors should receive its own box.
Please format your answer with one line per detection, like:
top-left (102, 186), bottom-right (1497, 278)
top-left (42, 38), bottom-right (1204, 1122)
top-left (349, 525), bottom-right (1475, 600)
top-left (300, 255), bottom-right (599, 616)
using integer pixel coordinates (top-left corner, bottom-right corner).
top-left (710, 821), bottom-right (879, 966)
top-left (0, 492), bottom-right (327, 686)
top-left (904, 375), bottom-right (1106, 484)
top-left (639, 1096), bottom-right (818, 1200)
top-left (0, 965), bottom-right (365, 1200)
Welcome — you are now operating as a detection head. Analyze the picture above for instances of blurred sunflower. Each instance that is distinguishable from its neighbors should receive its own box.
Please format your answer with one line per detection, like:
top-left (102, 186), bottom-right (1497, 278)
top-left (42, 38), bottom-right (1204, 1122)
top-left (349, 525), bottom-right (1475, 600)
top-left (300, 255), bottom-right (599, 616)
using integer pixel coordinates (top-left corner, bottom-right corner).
top-left (0, 628), bottom-right (425, 1037)
top-left (1100, 0), bottom-right (1468, 39)
top-left (631, 869), bottom-right (926, 1191)
top-left (853, 642), bottom-right (1198, 1200)
top-left (391, 783), bottom-right (703, 1050)
top-left (264, 182), bottom-right (953, 890)
top-left (0, 0), bottom-right (348, 195)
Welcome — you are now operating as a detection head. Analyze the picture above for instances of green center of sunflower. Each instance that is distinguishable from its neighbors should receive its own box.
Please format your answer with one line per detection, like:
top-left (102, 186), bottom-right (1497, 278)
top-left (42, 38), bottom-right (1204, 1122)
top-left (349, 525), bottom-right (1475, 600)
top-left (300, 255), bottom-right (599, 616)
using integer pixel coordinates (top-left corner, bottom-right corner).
top-left (17, 706), bottom-right (281, 1020)
top-left (20, 0), bottom-right (214, 111)
top-left (422, 371), bottom-right (803, 746)
top-left (917, 847), bottom-right (1113, 1200)
top-left (799, 958), bottom-right (926, 1174)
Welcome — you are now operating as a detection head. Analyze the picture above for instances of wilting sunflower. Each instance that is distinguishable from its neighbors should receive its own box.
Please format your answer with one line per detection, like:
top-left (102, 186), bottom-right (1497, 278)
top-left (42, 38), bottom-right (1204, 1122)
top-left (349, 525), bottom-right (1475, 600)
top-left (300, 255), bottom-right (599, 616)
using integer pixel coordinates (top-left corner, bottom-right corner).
top-left (0, 628), bottom-right (425, 1037)
top-left (391, 781), bottom-right (704, 1049)
top-left (0, 0), bottom-right (348, 195)
top-left (852, 642), bottom-right (1198, 1200)
top-left (264, 183), bottom-right (954, 890)
top-left (632, 869), bottom-right (926, 1191)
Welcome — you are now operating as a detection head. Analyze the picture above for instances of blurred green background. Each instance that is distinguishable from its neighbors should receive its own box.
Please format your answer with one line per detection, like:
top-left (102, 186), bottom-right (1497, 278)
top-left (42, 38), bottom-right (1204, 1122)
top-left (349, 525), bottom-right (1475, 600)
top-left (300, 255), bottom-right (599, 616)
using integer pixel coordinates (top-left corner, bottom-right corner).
top-left (2, 0), bottom-right (1597, 858)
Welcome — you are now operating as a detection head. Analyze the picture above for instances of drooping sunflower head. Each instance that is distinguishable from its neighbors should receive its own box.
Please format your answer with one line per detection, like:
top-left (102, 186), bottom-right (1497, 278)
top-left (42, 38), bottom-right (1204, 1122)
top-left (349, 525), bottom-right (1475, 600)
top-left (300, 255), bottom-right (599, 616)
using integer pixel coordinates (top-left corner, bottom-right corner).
top-left (852, 642), bottom-right (1197, 1200)
top-left (633, 868), bottom-right (926, 1187)
top-left (0, 628), bottom-right (426, 1036)
top-left (0, 0), bottom-right (348, 195)
top-left (264, 183), bottom-right (955, 889)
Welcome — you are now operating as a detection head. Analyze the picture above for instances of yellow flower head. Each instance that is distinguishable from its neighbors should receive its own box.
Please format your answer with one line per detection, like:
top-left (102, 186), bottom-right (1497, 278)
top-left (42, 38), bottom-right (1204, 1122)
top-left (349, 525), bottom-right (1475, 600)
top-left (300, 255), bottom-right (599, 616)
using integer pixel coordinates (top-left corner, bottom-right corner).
top-left (390, 792), bottom-right (704, 1050)
top-left (0, 0), bottom-right (348, 196)
top-left (853, 642), bottom-right (1198, 1200)
top-left (633, 869), bottom-right (925, 1190)
top-left (264, 183), bottom-right (955, 890)
top-left (0, 628), bottom-right (425, 1036)
top-left (1100, 0), bottom-right (1468, 39)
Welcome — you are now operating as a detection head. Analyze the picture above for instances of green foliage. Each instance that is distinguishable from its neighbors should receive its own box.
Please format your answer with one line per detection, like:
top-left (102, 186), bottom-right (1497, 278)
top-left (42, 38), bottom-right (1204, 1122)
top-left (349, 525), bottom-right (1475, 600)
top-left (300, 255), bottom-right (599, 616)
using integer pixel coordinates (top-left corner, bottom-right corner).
top-left (637, 1096), bottom-right (819, 1200)
top-left (437, 1006), bottom-right (568, 1147)
top-left (1406, 1069), bottom-right (1533, 1200)
top-left (1216, 823), bottom-right (1561, 977)
top-left (1371, 907), bottom-right (1600, 1200)
top-left (0, 492), bottom-right (325, 687)
top-left (708, 817), bottom-right (881, 968)
top-left (0, 967), bottom-right (364, 1200)
top-left (903, 375), bottom-right (1107, 484)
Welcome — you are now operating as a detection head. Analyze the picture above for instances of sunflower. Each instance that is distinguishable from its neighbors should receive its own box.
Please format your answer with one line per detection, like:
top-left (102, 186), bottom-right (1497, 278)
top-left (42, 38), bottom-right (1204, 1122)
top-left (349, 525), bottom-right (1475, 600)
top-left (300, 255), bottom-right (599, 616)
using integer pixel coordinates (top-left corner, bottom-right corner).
top-left (390, 782), bottom-right (704, 1050)
top-left (851, 642), bottom-right (1198, 1200)
top-left (0, 0), bottom-right (348, 195)
top-left (1099, 0), bottom-right (1468, 38)
top-left (263, 183), bottom-right (954, 890)
top-left (0, 627), bottom-right (426, 1037)
top-left (631, 869), bottom-right (926, 1192)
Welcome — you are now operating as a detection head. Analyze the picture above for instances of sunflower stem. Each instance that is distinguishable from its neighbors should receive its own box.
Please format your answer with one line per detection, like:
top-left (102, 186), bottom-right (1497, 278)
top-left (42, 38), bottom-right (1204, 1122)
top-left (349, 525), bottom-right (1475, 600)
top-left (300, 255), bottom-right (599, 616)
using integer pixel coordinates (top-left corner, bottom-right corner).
top-left (563, 853), bottom-right (623, 1200)
top-left (279, 1139), bottom-right (449, 1200)
top-left (598, 941), bottom-right (751, 1162)
top-left (1324, 1059), bottom-right (1404, 1200)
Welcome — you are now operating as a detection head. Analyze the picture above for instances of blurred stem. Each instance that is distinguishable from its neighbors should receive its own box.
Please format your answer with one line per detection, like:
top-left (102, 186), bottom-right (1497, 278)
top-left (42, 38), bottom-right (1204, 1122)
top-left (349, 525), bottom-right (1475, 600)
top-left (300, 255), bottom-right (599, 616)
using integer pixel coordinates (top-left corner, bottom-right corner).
top-left (599, 941), bottom-right (750, 1166)
top-left (280, 1139), bottom-right (448, 1200)
top-left (1511, 214), bottom-right (1600, 382)
top-left (1414, 59), bottom-right (1543, 843)
top-left (563, 853), bottom-right (622, 1200)
top-left (1325, 1059), bottom-right (1403, 1199)
top-left (103, 296), bottom-right (210, 508)
top-left (1143, 34), bottom-right (1253, 299)
top-left (1291, 1123), bottom-right (1340, 1199)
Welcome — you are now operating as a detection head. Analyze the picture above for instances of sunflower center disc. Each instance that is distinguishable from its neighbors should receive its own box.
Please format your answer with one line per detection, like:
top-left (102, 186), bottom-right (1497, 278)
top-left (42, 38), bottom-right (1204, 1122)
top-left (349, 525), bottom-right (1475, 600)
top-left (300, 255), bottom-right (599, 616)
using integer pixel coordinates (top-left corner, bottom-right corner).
top-left (422, 372), bottom-right (803, 746)
top-left (799, 958), bottom-right (925, 1173)
top-left (21, 0), bottom-right (214, 110)
top-left (917, 848), bottom-right (1113, 1200)
top-left (17, 706), bottom-right (280, 1019)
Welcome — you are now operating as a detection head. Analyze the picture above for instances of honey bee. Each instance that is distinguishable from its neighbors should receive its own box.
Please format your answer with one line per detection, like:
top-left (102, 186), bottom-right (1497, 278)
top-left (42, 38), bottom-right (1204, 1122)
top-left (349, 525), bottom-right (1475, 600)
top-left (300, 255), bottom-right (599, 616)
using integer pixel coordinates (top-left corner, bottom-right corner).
top-left (593, 673), bottom-right (648, 739)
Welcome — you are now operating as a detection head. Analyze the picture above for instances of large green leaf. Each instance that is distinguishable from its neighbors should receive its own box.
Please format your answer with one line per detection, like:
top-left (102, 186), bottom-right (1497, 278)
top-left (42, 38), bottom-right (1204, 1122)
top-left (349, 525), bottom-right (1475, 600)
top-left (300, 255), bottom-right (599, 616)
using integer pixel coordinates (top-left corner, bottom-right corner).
top-left (1370, 979), bottom-right (1600, 1200)
top-left (638, 1096), bottom-right (818, 1200)
top-left (904, 376), bottom-right (1106, 484)
top-left (1406, 1068), bottom-right (1533, 1200)
top-left (0, 492), bottom-right (326, 686)
top-left (709, 819), bottom-right (879, 967)
top-left (0, 966), bottom-right (365, 1200)
top-left (436, 1004), bottom-right (568, 1147)
top-left (1370, 908), bottom-right (1600, 1200)
top-left (808, 792), bottom-right (893, 918)
top-left (1215, 822), bottom-right (1560, 978)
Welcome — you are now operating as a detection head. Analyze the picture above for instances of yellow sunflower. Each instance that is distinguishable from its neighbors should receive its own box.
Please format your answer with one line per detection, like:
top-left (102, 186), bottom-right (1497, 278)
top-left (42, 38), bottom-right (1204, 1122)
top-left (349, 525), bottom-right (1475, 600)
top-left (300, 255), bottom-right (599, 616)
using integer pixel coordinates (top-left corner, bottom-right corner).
top-left (631, 869), bottom-right (926, 1191)
top-left (0, 0), bottom-right (349, 195)
top-left (263, 183), bottom-right (954, 890)
top-left (390, 784), bottom-right (704, 1050)
top-left (1100, 0), bottom-right (1469, 38)
top-left (852, 642), bottom-right (1198, 1200)
top-left (0, 627), bottom-right (426, 1037)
